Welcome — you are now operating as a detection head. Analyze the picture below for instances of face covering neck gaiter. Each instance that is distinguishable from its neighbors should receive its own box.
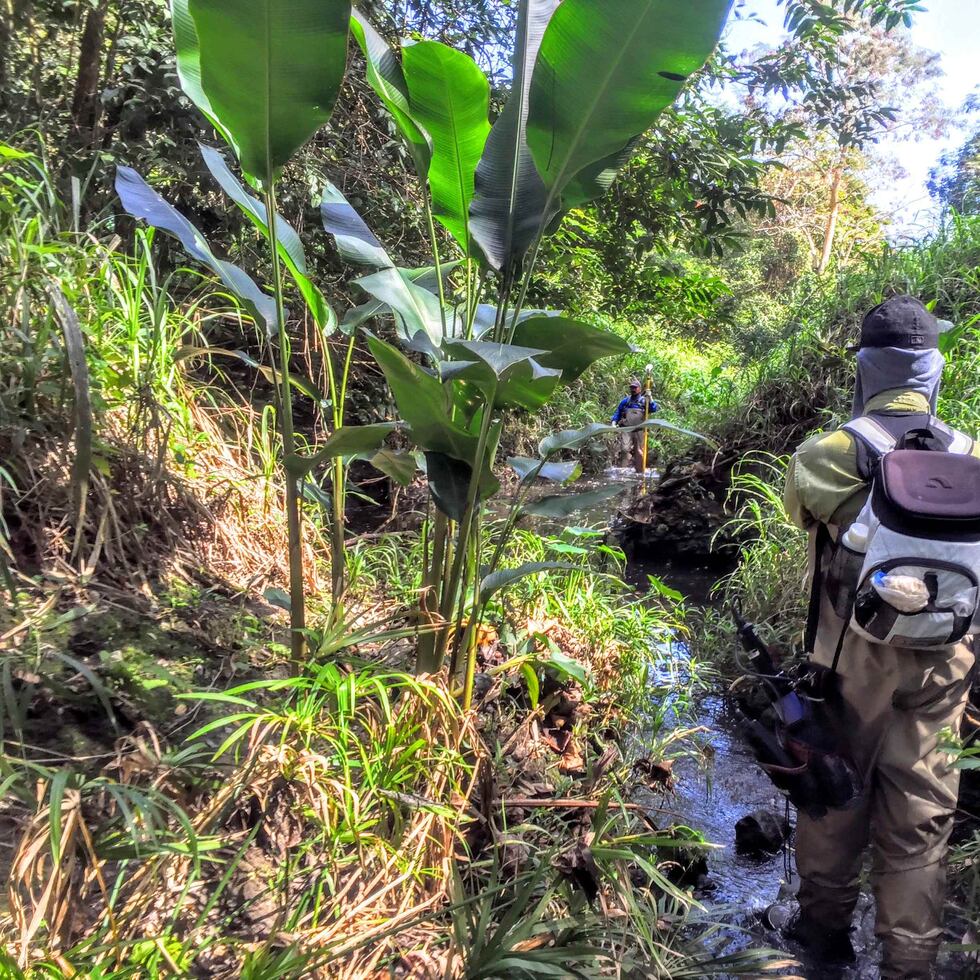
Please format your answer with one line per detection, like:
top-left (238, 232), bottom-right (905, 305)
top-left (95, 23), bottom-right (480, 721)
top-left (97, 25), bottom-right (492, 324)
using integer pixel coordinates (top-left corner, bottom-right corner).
top-left (851, 346), bottom-right (945, 418)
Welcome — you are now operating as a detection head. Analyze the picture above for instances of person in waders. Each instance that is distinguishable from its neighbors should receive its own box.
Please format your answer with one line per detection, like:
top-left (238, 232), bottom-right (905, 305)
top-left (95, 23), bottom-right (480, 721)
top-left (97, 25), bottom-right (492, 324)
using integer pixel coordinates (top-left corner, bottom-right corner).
top-left (764, 296), bottom-right (978, 978)
top-left (611, 378), bottom-right (658, 473)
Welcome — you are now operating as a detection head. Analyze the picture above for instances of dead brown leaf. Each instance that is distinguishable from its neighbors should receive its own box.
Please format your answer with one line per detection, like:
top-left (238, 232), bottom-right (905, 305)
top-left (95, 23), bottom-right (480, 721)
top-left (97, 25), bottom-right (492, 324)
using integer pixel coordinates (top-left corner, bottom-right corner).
top-left (634, 756), bottom-right (675, 791)
top-left (552, 841), bottom-right (600, 902)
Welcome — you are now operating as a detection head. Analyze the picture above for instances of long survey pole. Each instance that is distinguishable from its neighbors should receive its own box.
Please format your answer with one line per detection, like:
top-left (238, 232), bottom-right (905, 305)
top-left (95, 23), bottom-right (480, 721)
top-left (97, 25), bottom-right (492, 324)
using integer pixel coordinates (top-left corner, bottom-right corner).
top-left (641, 363), bottom-right (653, 489)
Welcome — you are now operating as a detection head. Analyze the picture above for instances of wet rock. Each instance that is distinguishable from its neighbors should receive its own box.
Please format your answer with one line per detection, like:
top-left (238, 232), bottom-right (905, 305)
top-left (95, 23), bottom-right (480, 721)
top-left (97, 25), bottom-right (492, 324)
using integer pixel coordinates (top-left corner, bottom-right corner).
top-left (633, 756), bottom-right (675, 791)
top-left (735, 808), bottom-right (790, 857)
top-left (471, 671), bottom-right (494, 702)
top-left (695, 873), bottom-right (717, 893)
top-left (662, 843), bottom-right (710, 886)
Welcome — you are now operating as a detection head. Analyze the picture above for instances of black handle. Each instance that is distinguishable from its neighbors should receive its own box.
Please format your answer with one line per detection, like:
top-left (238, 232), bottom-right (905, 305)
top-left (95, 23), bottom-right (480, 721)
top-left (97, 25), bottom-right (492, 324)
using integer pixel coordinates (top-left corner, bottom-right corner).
top-left (731, 598), bottom-right (780, 676)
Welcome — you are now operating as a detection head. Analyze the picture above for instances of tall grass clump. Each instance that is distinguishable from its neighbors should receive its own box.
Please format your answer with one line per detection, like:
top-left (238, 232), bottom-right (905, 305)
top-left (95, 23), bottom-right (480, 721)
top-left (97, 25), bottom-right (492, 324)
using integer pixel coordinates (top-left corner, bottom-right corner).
top-left (1, 141), bottom-right (309, 589)
top-left (692, 454), bottom-right (808, 666)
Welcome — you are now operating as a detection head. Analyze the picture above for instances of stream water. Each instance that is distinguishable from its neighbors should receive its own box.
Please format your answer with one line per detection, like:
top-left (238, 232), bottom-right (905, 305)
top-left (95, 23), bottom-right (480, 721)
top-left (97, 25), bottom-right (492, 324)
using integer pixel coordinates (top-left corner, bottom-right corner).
top-left (550, 471), bottom-right (971, 978)
top-left (628, 554), bottom-right (975, 979)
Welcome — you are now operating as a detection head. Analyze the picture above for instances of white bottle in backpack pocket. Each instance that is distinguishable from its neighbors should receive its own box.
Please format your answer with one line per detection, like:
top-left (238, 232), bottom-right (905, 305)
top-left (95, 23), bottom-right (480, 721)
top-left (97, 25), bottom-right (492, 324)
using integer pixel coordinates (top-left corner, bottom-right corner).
top-left (842, 417), bottom-right (980, 647)
top-left (841, 522), bottom-right (870, 554)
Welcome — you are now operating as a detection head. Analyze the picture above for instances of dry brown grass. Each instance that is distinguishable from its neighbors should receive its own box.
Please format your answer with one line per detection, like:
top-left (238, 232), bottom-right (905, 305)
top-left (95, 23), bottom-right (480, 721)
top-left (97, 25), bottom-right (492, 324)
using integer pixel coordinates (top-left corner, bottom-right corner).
top-left (3, 666), bottom-right (482, 978)
top-left (1, 394), bottom-right (329, 600)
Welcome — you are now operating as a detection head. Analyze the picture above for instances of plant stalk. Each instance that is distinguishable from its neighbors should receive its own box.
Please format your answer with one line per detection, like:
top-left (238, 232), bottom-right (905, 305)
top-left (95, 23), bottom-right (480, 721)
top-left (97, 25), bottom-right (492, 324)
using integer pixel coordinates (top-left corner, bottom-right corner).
top-left (326, 333), bottom-right (357, 619)
top-left (264, 182), bottom-right (306, 664)
top-left (422, 188), bottom-right (448, 338)
top-left (330, 455), bottom-right (345, 615)
top-left (435, 399), bottom-right (497, 670)
top-left (417, 509), bottom-right (449, 673)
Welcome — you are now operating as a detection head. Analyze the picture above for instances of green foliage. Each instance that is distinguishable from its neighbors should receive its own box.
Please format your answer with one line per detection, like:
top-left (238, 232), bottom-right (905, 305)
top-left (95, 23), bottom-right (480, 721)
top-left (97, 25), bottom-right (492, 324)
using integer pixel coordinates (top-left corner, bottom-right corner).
top-left (5, 2), bottom-right (978, 976)
top-left (402, 40), bottom-right (490, 253)
top-left (1, 144), bottom-right (221, 462)
top-left (350, 10), bottom-right (432, 175)
top-left (930, 126), bottom-right (980, 216)
top-left (173, 0), bottom-right (352, 183)
top-left (710, 455), bottom-right (808, 653)
top-left (468, 0), bottom-right (557, 272)
top-left (525, 0), bottom-right (733, 204)
top-left (115, 164), bottom-right (277, 332)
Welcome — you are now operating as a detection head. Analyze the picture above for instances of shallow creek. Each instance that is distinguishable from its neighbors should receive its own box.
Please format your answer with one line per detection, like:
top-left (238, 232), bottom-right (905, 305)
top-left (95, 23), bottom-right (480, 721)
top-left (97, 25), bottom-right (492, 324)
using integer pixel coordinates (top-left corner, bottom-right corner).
top-left (623, 518), bottom-right (969, 979)
top-left (538, 470), bottom-right (969, 978)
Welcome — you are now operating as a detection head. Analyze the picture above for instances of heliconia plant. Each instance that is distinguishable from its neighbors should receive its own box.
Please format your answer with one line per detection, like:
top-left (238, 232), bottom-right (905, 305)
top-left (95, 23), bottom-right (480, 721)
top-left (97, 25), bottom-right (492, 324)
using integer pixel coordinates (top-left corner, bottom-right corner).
top-left (343, 0), bottom-right (731, 695)
top-left (117, 0), bottom-right (379, 662)
top-left (115, 0), bottom-right (730, 690)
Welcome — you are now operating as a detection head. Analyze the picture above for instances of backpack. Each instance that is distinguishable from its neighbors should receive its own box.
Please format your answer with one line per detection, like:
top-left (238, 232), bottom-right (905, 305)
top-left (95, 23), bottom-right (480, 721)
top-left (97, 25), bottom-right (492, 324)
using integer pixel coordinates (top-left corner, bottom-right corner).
top-left (836, 412), bottom-right (980, 647)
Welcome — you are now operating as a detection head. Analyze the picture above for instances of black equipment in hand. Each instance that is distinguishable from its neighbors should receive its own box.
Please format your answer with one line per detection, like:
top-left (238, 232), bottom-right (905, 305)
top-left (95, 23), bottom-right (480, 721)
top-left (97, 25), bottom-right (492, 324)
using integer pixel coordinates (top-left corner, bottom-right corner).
top-left (729, 600), bottom-right (863, 819)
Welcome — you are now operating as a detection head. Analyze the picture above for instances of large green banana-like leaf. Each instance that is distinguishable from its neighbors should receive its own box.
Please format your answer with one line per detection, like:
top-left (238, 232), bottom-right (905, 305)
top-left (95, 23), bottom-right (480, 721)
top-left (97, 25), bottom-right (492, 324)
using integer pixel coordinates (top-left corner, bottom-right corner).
top-left (367, 336), bottom-right (499, 516)
top-left (285, 423), bottom-right (397, 476)
top-left (320, 179), bottom-right (393, 268)
top-left (508, 457), bottom-right (582, 484)
top-left (527, 0), bottom-right (732, 202)
top-left (200, 144), bottom-right (334, 331)
top-left (172, 0), bottom-right (227, 144)
top-left (367, 334), bottom-right (475, 463)
top-left (469, 0), bottom-right (559, 272)
top-left (341, 264), bottom-right (454, 334)
top-left (115, 165), bottom-right (276, 335)
top-left (443, 340), bottom-right (547, 380)
top-left (354, 267), bottom-right (460, 345)
top-left (511, 315), bottom-right (632, 381)
top-left (201, 144), bottom-right (306, 269)
top-left (174, 0), bottom-right (352, 183)
top-left (481, 562), bottom-right (579, 600)
top-left (402, 40), bottom-right (491, 254)
top-left (538, 419), bottom-right (708, 458)
top-left (441, 339), bottom-right (562, 410)
top-left (350, 9), bottom-right (431, 175)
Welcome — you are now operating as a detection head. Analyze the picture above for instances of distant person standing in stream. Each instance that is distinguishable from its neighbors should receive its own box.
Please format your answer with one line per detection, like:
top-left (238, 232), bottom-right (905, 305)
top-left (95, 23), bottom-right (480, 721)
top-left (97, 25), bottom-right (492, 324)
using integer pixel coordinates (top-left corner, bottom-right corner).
top-left (611, 377), bottom-right (658, 473)
top-left (764, 296), bottom-right (978, 979)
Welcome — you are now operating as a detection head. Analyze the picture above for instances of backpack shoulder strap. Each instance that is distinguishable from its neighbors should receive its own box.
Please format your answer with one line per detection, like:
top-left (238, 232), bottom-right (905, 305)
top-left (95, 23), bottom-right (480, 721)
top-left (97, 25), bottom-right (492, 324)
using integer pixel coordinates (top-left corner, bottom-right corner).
top-left (927, 416), bottom-right (975, 456)
top-left (841, 416), bottom-right (898, 480)
top-left (842, 415), bottom-right (897, 454)
top-left (803, 523), bottom-right (832, 656)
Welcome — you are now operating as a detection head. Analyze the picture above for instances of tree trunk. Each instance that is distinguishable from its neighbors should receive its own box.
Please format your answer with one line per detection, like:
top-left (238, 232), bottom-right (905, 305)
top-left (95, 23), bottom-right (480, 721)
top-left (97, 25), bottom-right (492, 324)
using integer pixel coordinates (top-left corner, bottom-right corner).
top-left (0, 1), bottom-right (11, 107)
top-left (817, 160), bottom-right (844, 275)
top-left (70, 0), bottom-right (110, 139)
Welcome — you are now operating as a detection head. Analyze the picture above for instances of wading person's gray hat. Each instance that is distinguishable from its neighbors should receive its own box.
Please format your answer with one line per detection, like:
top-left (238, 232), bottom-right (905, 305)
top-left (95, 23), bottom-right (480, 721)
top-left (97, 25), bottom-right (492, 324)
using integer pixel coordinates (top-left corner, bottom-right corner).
top-left (849, 295), bottom-right (940, 352)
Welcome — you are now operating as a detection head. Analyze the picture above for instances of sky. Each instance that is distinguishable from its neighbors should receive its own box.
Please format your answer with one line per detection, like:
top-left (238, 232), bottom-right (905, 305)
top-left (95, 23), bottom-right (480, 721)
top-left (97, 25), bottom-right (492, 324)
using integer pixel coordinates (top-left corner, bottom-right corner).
top-left (722, 0), bottom-right (979, 239)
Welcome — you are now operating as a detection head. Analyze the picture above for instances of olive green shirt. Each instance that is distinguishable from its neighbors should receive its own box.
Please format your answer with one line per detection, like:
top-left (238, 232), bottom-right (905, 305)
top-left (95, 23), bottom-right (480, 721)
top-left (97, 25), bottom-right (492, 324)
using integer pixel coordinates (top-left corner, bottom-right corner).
top-left (784, 389), bottom-right (980, 530)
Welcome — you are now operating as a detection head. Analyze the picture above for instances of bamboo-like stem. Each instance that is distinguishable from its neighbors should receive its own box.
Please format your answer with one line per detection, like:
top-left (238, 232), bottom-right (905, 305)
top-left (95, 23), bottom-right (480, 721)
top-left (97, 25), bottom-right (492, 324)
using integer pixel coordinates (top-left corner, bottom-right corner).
top-left (504, 233), bottom-right (544, 342)
top-left (422, 189), bottom-right (448, 338)
top-left (434, 402), bottom-right (497, 669)
top-left (460, 522), bottom-right (482, 709)
top-left (417, 510), bottom-right (448, 673)
top-left (330, 456), bottom-right (345, 615)
top-left (263, 182), bottom-right (306, 664)
top-left (447, 515), bottom-right (478, 678)
top-left (327, 334), bottom-right (358, 619)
